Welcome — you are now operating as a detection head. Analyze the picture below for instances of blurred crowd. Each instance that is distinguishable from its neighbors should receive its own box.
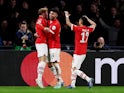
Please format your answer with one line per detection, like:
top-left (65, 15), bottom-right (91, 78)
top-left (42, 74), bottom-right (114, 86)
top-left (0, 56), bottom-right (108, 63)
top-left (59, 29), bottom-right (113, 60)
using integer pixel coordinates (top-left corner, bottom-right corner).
top-left (0, 0), bottom-right (124, 50)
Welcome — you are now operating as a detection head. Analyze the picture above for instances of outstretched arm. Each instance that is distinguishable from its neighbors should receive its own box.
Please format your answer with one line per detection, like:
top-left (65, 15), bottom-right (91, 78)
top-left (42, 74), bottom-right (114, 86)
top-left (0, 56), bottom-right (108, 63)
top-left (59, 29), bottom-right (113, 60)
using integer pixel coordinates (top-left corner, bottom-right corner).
top-left (64, 11), bottom-right (72, 27)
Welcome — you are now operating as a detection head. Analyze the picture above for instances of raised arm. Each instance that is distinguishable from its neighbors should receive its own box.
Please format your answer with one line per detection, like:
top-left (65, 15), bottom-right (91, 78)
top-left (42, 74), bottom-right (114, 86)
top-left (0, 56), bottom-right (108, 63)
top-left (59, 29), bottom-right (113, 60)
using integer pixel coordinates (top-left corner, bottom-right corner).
top-left (99, 17), bottom-right (110, 30)
top-left (83, 15), bottom-right (96, 28)
top-left (64, 11), bottom-right (72, 27)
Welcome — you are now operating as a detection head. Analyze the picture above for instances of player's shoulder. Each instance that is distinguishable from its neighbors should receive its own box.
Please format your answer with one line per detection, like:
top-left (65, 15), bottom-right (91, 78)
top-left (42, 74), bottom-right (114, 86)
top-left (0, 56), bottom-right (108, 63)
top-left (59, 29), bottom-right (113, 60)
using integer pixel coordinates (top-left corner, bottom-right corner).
top-left (54, 19), bottom-right (60, 25)
top-left (80, 25), bottom-right (91, 30)
top-left (53, 19), bottom-right (60, 27)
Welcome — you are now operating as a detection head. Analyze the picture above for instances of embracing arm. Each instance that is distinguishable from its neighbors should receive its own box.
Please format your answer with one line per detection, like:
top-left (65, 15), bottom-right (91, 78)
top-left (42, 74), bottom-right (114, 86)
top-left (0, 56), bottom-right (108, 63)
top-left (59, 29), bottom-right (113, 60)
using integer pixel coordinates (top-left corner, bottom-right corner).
top-left (64, 11), bottom-right (72, 27)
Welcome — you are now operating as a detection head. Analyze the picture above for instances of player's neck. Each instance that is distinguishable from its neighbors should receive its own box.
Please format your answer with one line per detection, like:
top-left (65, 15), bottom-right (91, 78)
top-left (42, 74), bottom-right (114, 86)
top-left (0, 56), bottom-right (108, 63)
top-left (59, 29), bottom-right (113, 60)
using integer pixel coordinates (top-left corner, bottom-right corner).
top-left (52, 18), bottom-right (57, 21)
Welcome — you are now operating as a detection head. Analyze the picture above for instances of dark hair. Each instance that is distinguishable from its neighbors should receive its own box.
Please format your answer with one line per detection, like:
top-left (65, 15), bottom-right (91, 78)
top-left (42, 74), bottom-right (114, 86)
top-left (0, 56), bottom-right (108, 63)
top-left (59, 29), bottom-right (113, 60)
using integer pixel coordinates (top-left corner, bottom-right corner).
top-left (80, 16), bottom-right (90, 26)
top-left (21, 20), bottom-right (27, 24)
top-left (50, 8), bottom-right (59, 15)
top-left (19, 20), bottom-right (27, 27)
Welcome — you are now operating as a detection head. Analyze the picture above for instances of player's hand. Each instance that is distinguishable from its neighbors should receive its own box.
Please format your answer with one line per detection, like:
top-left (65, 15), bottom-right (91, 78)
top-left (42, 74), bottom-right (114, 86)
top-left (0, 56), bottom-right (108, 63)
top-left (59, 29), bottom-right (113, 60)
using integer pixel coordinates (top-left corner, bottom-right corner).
top-left (44, 27), bottom-right (55, 34)
top-left (44, 27), bottom-right (50, 32)
top-left (82, 15), bottom-right (88, 19)
top-left (64, 11), bottom-right (70, 17)
top-left (34, 33), bottom-right (39, 38)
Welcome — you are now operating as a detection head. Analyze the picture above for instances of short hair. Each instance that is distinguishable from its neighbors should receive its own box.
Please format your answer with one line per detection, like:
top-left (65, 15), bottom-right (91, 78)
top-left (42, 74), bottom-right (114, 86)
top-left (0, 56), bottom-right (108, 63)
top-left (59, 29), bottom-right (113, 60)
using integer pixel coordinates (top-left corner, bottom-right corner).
top-left (19, 20), bottom-right (27, 27)
top-left (80, 16), bottom-right (90, 26)
top-left (21, 20), bottom-right (27, 24)
top-left (50, 8), bottom-right (59, 15)
top-left (38, 7), bottom-right (48, 15)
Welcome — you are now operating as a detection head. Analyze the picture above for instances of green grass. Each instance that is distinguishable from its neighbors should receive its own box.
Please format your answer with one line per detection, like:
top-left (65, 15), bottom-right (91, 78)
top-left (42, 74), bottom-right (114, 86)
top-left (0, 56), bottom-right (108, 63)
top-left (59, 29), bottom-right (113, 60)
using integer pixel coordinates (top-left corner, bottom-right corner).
top-left (0, 86), bottom-right (124, 93)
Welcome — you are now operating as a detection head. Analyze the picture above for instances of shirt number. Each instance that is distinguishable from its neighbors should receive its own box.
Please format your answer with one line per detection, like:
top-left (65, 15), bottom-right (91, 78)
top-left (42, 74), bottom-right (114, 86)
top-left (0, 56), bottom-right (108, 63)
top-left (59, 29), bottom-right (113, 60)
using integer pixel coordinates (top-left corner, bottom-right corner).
top-left (80, 31), bottom-right (89, 43)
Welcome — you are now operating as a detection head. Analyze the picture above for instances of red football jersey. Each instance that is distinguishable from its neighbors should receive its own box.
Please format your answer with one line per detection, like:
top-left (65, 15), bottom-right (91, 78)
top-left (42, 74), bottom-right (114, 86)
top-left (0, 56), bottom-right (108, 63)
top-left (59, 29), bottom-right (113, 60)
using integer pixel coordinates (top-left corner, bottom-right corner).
top-left (47, 19), bottom-right (61, 48)
top-left (35, 15), bottom-right (48, 44)
top-left (71, 24), bottom-right (95, 55)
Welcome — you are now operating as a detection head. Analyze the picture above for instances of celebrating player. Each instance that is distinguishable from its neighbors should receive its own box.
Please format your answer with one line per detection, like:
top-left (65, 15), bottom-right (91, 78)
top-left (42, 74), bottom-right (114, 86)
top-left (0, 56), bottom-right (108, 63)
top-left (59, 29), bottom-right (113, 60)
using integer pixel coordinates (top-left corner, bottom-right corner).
top-left (64, 11), bottom-right (96, 88)
top-left (47, 8), bottom-right (63, 89)
top-left (35, 7), bottom-right (53, 88)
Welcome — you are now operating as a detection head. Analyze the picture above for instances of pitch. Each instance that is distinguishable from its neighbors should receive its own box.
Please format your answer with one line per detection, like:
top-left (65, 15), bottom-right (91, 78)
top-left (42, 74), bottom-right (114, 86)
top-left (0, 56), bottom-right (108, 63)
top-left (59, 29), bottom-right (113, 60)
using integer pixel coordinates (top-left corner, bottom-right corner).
top-left (0, 86), bottom-right (124, 93)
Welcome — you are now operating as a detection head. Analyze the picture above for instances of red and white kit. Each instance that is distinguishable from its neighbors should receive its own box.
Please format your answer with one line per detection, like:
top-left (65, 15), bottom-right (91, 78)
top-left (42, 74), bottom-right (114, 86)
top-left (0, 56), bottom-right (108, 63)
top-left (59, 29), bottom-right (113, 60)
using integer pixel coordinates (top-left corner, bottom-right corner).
top-left (71, 24), bottom-right (95, 69)
top-left (47, 19), bottom-right (61, 62)
top-left (35, 15), bottom-right (48, 57)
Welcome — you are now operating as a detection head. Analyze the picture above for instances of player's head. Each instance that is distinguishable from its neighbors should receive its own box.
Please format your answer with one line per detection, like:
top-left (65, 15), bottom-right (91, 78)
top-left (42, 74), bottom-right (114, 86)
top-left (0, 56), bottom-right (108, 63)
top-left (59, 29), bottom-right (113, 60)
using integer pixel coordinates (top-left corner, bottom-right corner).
top-left (79, 16), bottom-right (89, 26)
top-left (38, 7), bottom-right (48, 19)
top-left (49, 8), bottom-right (59, 20)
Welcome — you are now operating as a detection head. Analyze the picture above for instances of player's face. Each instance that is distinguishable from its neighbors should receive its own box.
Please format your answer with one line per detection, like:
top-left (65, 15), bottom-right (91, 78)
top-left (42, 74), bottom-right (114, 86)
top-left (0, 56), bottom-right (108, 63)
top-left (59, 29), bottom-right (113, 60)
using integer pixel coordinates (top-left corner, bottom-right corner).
top-left (44, 11), bottom-right (48, 19)
top-left (49, 11), bottom-right (57, 20)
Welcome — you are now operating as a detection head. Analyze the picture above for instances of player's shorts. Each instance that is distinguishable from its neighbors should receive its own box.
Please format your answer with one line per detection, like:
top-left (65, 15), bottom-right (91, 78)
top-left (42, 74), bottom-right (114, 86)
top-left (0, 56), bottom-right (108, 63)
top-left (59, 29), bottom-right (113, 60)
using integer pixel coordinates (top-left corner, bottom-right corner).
top-left (35, 43), bottom-right (48, 57)
top-left (49, 48), bottom-right (60, 62)
top-left (72, 54), bottom-right (86, 69)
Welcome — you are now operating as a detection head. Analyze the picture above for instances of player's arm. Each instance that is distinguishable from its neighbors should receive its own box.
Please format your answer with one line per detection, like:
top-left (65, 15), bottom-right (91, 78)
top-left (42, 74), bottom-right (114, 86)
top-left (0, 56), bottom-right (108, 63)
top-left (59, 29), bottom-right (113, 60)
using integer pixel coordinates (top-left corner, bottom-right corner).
top-left (38, 24), bottom-right (54, 34)
top-left (44, 27), bottom-right (55, 34)
top-left (83, 15), bottom-right (96, 28)
top-left (64, 11), bottom-right (72, 27)
top-left (36, 19), bottom-right (54, 34)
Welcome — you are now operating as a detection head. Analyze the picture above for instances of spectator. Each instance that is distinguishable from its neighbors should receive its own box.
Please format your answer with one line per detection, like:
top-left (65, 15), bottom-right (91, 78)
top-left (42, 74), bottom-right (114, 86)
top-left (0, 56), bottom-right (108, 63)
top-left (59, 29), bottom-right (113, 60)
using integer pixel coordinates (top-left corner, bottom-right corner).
top-left (105, 7), bottom-right (120, 26)
top-left (117, 23), bottom-right (124, 46)
top-left (58, 0), bottom-right (74, 44)
top-left (0, 0), bottom-right (8, 23)
top-left (0, 36), bottom-right (2, 46)
top-left (71, 4), bottom-right (85, 24)
top-left (115, 0), bottom-right (124, 12)
top-left (7, 0), bottom-right (20, 42)
top-left (92, 36), bottom-right (110, 50)
top-left (87, 3), bottom-right (99, 20)
top-left (59, 0), bottom-right (68, 11)
top-left (0, 19), bottom-right (13, 46)
top-left (18, 1), bottom-right (32, 23)
top-left (15, 21), bottom-right (34, 50)
top-left (99, 17), bottom-right (121, 46)
top-left (7, 0), bottom-right (19, 20)
top-left (28, 20), bottom-right (36, 34)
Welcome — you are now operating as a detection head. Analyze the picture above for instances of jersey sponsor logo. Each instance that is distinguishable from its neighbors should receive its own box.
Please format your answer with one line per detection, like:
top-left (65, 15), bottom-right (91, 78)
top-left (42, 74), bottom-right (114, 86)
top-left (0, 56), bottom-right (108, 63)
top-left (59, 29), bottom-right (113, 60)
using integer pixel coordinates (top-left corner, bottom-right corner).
top-left (52, 26), bottom-right (56, 30)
